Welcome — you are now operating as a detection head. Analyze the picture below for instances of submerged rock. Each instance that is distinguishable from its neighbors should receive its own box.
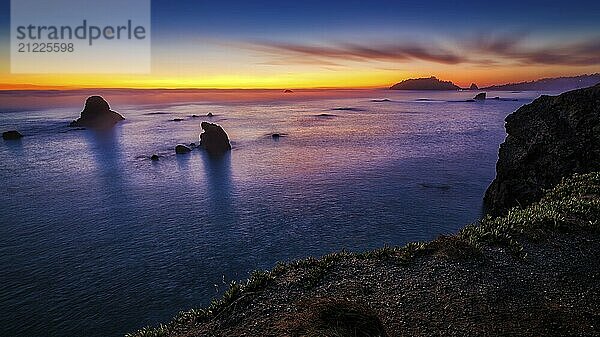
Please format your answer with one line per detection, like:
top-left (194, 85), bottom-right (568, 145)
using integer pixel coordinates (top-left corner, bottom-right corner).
top-left (484, 84), bottom-right (600, 215)
top-left (150, 154), bottom-right (160, 161)
top-left (69, 96), bottom-right (124, 129)
top-left (206, 112), bottom-right (214, 117)
top-left (175, 144), bottom-right (192, 154)
top-left (284, 89), bottom-right (294, 93)
top-left (200, 122), bottom-right (231, 155)
top-left (474, 92), bottom-right (486, 100)
top-left (2, 130), bottom-right (23, 140)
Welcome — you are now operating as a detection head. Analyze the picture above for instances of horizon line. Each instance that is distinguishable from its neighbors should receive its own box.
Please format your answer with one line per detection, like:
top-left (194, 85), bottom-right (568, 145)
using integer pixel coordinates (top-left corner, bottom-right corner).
top-left (1, 72), bottom-right (598, 91)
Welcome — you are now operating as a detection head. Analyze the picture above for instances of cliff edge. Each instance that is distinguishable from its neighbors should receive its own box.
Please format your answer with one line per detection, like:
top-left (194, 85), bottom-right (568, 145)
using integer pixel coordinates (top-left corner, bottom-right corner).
top-left (484, 84), bottom-right (600, 215)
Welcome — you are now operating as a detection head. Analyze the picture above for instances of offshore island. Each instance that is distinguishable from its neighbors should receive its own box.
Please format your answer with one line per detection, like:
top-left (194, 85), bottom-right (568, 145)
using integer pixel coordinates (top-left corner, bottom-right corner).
top-left (128, 85), bottom-right (600, 336)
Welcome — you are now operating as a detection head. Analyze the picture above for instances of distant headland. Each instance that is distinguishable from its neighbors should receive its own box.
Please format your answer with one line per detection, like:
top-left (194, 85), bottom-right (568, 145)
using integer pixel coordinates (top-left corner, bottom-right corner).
top-left (390, 74), bottom-right (600, 91)
top-left (390, 76), bottom-right (460, 90)
top-left (481, 73), bottom-right (600, 91)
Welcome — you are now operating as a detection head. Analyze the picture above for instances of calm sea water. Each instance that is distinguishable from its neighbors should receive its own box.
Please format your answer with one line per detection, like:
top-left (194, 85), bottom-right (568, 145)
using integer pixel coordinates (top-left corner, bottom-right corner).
top-left (0, 89), bottom-right (544, 336)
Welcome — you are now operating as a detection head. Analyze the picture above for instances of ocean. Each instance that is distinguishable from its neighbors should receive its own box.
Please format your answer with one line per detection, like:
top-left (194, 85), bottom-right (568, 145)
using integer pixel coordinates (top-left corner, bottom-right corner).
top-left (0, 89), bottom-right (547, 336)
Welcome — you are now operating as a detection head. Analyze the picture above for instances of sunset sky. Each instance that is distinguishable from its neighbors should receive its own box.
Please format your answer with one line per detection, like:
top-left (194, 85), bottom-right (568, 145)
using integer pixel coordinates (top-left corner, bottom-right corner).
top-left (0, 0), bottom-right (599, 89)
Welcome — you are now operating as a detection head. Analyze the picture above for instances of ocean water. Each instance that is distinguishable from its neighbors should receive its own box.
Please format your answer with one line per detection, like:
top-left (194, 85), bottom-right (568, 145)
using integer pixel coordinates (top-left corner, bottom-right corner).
top-left (0, 89), bottom-right (543, 336)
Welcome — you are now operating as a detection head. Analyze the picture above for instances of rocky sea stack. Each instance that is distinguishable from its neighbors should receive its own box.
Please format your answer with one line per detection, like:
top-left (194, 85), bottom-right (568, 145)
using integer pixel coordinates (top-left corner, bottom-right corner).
top-left (69, 96), bottom-right (125, 129)
top-left (484, 84), bottom-right (600, 215)
top-left (200, 122), bottom-right (232, 155)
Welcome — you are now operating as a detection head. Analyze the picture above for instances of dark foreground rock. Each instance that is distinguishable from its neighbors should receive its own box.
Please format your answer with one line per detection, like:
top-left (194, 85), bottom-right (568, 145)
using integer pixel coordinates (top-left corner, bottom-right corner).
top-left (484, 84), bottom-right (600, 215)
top-left (129, 173), bottom-right (600, 337)
top-left (2, 130), bottom-right (23, 140)
top-left (69, 96), bottom-right (124, 129)
top-left (200, 122), bottom-right (231, 155)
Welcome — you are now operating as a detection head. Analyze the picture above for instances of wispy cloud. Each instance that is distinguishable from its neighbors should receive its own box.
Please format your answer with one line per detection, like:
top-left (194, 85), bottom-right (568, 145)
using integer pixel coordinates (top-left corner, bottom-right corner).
top-left (243, 33), bottom-right (600, 67)
top-left (468, 33), bottom-right (600, 66)
top-left (246, 41), bottom-right (465, 66)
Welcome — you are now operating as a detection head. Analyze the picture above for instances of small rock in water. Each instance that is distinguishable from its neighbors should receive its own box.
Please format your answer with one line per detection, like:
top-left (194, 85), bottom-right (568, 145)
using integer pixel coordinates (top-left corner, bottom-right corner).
top-left (191, 115), bottom-right (199, 118)
top-left (284, 89), bottom-right (294, 93)
top-left (173, 118), bottom-right (184, 122)
top-left (175, 144), bottom-right (192, 154)
top-left (272, 133), bottom-right (281, 139)
top-left (150, 154), bottom-right (160, 161)
top-left (207, 112), bottom-right (214, 117)
top-left (2, 130), bottom-right (23, 140)
top-left (474, 92), bottom-right (486, 100)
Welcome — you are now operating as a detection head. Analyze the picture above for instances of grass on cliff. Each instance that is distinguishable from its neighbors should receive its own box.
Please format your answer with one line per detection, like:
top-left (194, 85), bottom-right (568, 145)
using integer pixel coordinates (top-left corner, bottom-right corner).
top-left (127, 172), bottom-right (600, 337)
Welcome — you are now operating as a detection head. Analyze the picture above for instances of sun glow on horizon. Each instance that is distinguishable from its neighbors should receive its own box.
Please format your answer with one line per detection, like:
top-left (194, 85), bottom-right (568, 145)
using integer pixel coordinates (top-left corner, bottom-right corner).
top-left (1, 67), bottom-right (597, 91)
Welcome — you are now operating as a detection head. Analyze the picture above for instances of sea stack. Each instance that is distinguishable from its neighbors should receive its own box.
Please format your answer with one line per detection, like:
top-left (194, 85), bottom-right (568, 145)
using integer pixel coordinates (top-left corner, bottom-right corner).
top-left (69, 96), bottom-right (125, 129)
top-left (200, 122), bottom-right (232, 155)
top-left (484, 84), bottom-right (600, 215)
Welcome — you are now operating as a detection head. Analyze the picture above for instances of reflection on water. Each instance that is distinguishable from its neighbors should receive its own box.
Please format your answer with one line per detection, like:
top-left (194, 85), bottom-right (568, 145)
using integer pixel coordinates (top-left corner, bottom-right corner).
top-left (202, 152), bottom-right (235, 222)
top-left (85, 127), bottom-right (122, 172)
top-left (0, 89), bottom-right (539, 337)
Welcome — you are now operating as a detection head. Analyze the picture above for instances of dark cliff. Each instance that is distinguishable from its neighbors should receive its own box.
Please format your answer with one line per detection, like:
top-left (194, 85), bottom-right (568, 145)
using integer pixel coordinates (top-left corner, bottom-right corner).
top-left (484, 84), bottom-right (600, 214)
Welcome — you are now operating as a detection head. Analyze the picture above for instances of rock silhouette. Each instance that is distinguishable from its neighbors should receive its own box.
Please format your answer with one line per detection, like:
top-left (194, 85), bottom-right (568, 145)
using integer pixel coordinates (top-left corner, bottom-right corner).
top-left (390, 76), bottom-right (460, 90)
top-left (2, 130), bottom-right (23, 140)
top-left (484, 84), bottom-right (600, 215)
top-left (469, 83), bottom-right (479, 90)
top-left (200, 122), bottom-right (231, 155)
top-left (474, 93), bottom-right (486, 100)
top-left (69, 96), bottom-right (124, 129)
top-left (175, 144), bottom-right (192, 154)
